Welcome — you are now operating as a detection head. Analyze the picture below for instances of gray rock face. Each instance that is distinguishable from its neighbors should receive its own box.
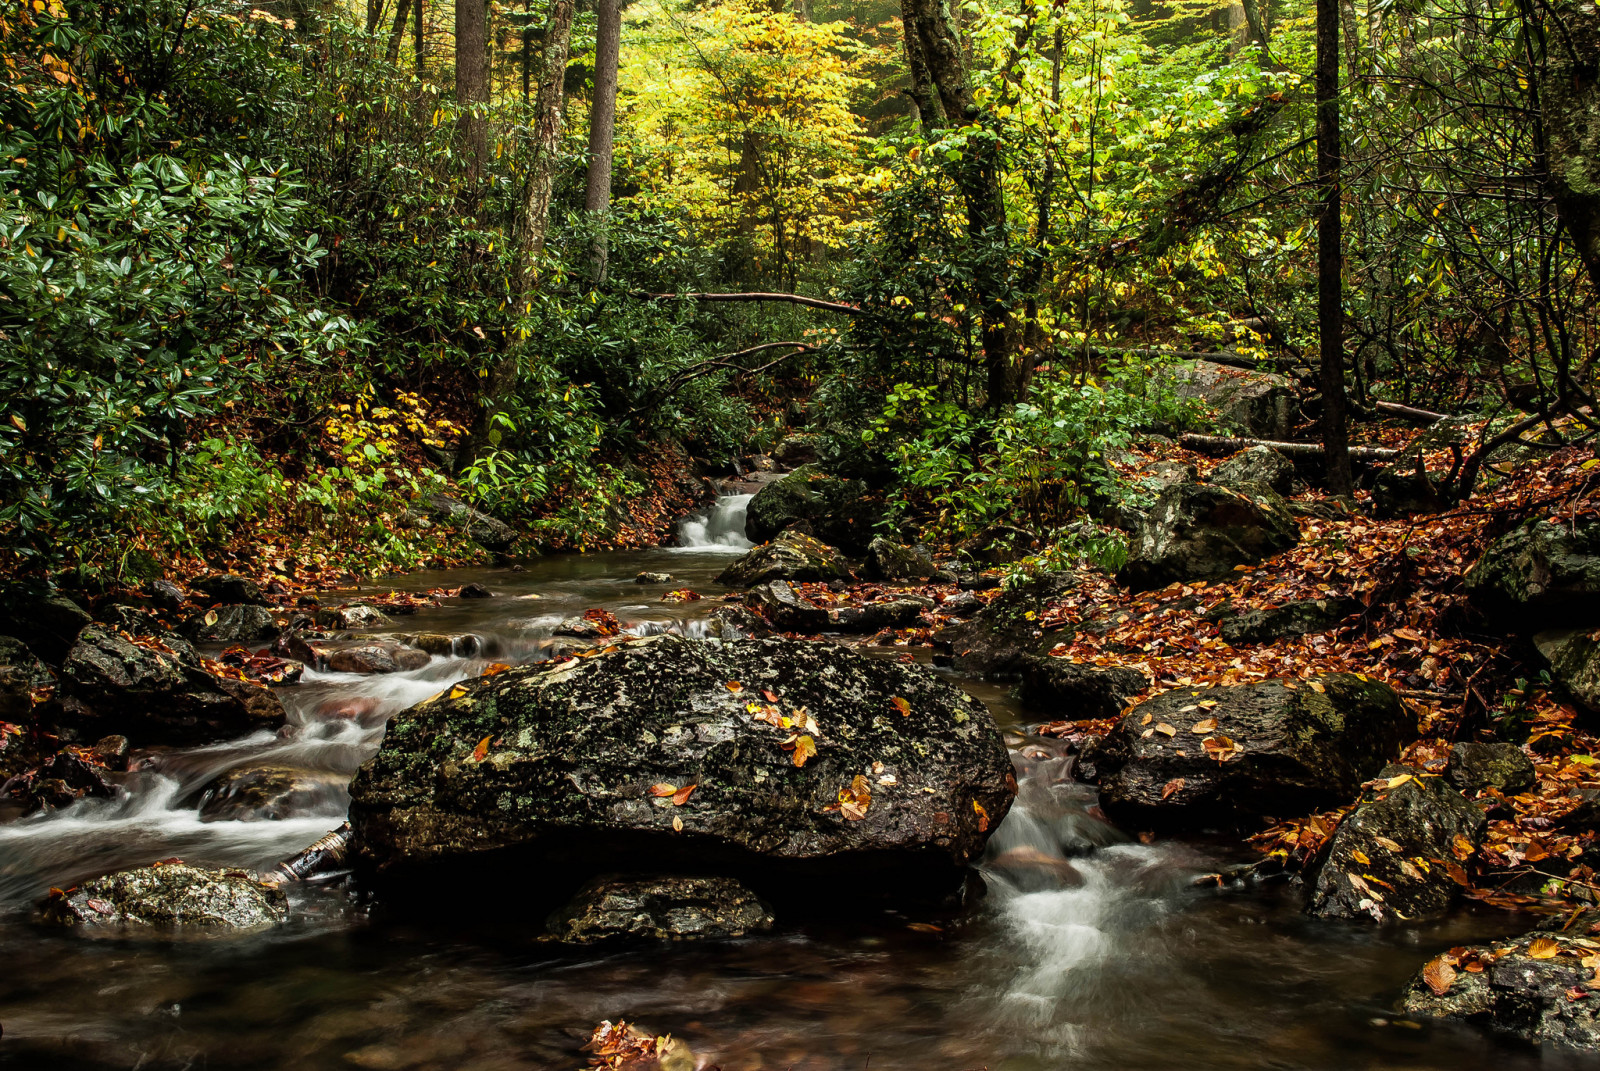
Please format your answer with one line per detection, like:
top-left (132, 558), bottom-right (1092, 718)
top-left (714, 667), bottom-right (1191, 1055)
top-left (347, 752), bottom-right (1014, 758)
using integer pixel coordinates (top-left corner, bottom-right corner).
top-left (932, 572), bottom-right (1077, 678)
top-left (193, 574), bottom-right (270, 606)
top-left (315, 603), bottom-right (393, 630)
top-left (1218, 597), bottom-right (1362, 645)
top-left (0, 634), bottom-right (52, 722)
top-left (706, 605), bottom-right (771, 640)
top-left (60, 627), bottom-right (286, 745)
top-left (1090, 673), bottom-right (1410, 830)
top-left (1116, 483), bottom-right (1300, 592)
top-left (829, 598), bottom-right (931, 633)
top-left (1210, 446), bottom-right (1297, 496)
top-left (1534, 628), bottom-right (1600, 712)
top-left (716, 530), bottom-right (855, 587)
top-left (1305, 765), bottom-right (1485, 922)
top-left (327, 643), bottom-right (430, 674)
top-left (863, 537), bottom-right (948, 582)
top-left (348, 635), bottom-right (1015, 907)
top-left (1166, 360), bottom-right (1297, 438)
top-left (183, 604), bottom-right (279, 644)
top-left (404, 632), bottom-right (482, 657)
top-left (1017, 655), bottom-right (1149, 719)
top-left (422, 492), bottom-right (518, 553)
top-left (549, 875), bottom-right (774, 942)
top-left (39, 862), bottom-right (287, 935)
top-left (745, 581), bottom-right (828, 632)
top-left (1446, 741), bottom-right (1535, 795)
top-left (1371, 467), bottom-right (1446, 520)
top-left (1465, 514), bottom-right (1600, 630)
top-left (744, 465), bottom-right (882, 554)
top-left (1401, 928), bottom-right (1600, 1051)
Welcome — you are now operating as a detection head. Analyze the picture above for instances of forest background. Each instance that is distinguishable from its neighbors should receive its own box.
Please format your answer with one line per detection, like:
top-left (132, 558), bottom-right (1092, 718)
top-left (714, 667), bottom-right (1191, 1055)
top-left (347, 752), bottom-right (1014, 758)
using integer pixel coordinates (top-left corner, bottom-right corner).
top-left (1, 0), bottom-right (1596, 588)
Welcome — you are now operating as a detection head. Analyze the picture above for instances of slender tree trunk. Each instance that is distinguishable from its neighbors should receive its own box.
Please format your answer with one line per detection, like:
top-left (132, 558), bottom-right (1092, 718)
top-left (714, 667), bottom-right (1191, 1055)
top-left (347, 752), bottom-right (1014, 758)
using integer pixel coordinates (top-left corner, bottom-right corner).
top-left (518, 0), bottom-right (576, 276)
top-left (385, 0), bottom-right (409, 63)
top-left (1317, 0), bottom-right (1353, 495)
top-left (1240, 0), bottom-right (1269, 47)
top-left (584, 0), bottom-right (621, 285)
top-left (1539, 0), bottom-right (1600, 296)
top-left (367, 0), bottom-right (387, 34)
top-left (414, 0), bottom-right (428, 76)
top-left (455, 0), bottom-right (490, 175)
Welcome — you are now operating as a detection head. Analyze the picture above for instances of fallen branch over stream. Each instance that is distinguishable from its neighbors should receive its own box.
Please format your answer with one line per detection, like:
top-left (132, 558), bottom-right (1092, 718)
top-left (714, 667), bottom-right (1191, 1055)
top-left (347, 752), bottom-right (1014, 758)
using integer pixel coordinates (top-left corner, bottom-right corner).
top-left (1178, 433), bottom-right (1402, 461)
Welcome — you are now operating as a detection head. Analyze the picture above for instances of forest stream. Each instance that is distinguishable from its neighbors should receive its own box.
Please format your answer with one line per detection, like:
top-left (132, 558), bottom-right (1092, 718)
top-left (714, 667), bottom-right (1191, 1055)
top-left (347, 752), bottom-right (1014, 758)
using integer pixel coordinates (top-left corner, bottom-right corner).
top-left (0, 498), bottom-right (1577, 1071)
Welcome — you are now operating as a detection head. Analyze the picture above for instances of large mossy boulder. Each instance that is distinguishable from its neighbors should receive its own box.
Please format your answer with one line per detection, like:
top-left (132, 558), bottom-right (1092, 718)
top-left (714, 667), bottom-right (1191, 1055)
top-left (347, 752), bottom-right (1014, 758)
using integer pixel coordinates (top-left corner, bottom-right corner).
top-left (1401, 925), bottom-right (1600, 1050)
top-left (1534, 627), bottom-right (1600, 713)
top-left (1016, 655), bottom-right (1149, 719)
top-left (548, 875), bottom-right (773, 943)
top-left (716, 530), bottom-right (855, 587)
top-left (1165, 360), bottom-right (1297, 438)
top-left (39, 862), bottom-right (288, 935)
top-left (863, 537), bottom-right (949, 583)
top-left (59, 626), bottom-right (286, 745)
top-left (743, 465), bottom-right (882, 554)
top-left (1305, 765), bottom-right (1485, 922)
top-left (931, 571), bottom-right (1078, 679)
top-left (1210, 446), bottom-right (1297, 496)
top-left (1465, 514), bottom-right (1600, 630)
top-left (1218, 597), bottom-right (1362, 646)
top-left (1089, 673), bottom-right (1409, 830)
top-left (347, 635), bottom-right (1015, 909)
top-left (1446, 741), bottom-right (1535, 795)
top-left (1116, 482), bottom-right (1300, 592)
top-left (421, 492), bottom-right (518, 553)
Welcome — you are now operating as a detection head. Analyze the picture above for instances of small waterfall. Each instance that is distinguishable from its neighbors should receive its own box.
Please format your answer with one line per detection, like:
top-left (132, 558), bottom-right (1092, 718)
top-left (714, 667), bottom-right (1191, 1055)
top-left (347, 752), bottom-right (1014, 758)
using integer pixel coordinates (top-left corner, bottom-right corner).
top-left (676, 493), bottom-right (754, 550)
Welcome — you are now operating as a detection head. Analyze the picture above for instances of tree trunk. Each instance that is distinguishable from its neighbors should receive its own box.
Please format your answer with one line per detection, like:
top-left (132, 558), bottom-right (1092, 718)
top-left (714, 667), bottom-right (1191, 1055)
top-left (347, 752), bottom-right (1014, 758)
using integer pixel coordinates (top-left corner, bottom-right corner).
top-left (583, 0), bottom-right (621, 286)
top-left (413, 0), bottom-right (427, 76)
top-left (385, 0), bottom-right (409, 63)
top-left (367, 0), bottom-right (387, 34)
top-left (518, 0), bottom-right (577, 277)
top-left (1240, 0), bottom-right (1269, 47)
top-left (455, 0), bottom-right (490, 176)
top-left (1539, 0), bottom-right (1600, 296)
top-left (1316, 0), bottom-right (1354, 494)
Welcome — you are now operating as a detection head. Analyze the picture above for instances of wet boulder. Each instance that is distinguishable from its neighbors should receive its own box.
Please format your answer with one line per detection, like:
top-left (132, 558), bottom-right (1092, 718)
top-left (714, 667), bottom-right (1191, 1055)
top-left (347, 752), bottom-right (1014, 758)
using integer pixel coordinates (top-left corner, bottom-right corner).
top-left (457, 582), bottom-right (495, 598)
top-left (0, 590), bottom-right (91, 664)
top-left (1166, 359), bottom-right (1297, 438)
top-left (1210, 446), bottom-right (1297, 496)
top-left (706, 605), bottom-right (771, 640)
top-left (1090, 673), bottom-right (1410, 830)
top-left (1371, 467), bottom-right (1446, 520)
top-left (745, 581), bottom-right (828, 632)
top-left (315, 603), bottom-right (393, 630)
top-left (327, 642), bottom-right (430, 674)
top-left (1116, 482), bottom-right (1300, 592)
top-left (39, 861), bottom-right (287, 935)
top-left (404, 632), bottom-right (482, 657)
top-left (2, 749), bottom-right (119, 814)
top-left (1465, 514), bottom-right (1600, 630)
top-left (548, 875), bottom-right (774, 942)
top-left (1305, 765), bottom-right (1485, 922)
top-left (59, 627), bottom-right (286, 745)
top-left (193, 574), bottom-right (270, 607)
top-left (1401, 928), bottom-right (1600, 1050)
top-left (744, 465), bottom-right (882, 554)
top-left (716, 530), bottom-right (855, 587)
top-left (348, 634), bottom-right (1015, 909)
top-left (0, 634), bottom-right (53, 722)
top-left (1533, 628), bottom-right (1600, 712)
top-left (829, 597), bottom-right (932, 633)
top-left (1217, 597), bottom-right (1362, 646)
top-left (636, 572), bottom-right (674, 585)
top-left (421, 492), bottom-right (518, 553)
top-left (863, 537), bottom-right (949, 583)
top-left (183, 604), bottom-right (279, 644)
top-left (1017, 655), bottom-right (1149, 719)
top-left (932, 571), bottom-right (1078, 678)
top-left (199, 763), bottom-right (349, 822)
top-left (141, 578), bottom-right (186, 611)
top-left (1446, 741), bottom-right (1535, 795)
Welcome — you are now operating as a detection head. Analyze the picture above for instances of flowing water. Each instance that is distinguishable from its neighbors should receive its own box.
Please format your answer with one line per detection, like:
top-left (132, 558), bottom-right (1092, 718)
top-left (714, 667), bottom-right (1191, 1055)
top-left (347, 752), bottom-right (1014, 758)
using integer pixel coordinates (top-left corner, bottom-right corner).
top-left (0, 501), bottom-right (1574, 1069)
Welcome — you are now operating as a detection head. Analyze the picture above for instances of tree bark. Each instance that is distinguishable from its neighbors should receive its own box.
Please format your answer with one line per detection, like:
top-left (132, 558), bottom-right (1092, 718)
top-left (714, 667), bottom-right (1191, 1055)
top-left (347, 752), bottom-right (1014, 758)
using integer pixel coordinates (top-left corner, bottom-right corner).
top-left (1179, 433), bottom-right (1398, 461)
top-left (1539, 0), bottom-right (1600, 296)
top-left (455, 0), bottom-right (490, 176)
top-left (413, 0), bottom-right (427, 76)
top-left (518, 0), bottom-right (577, 278)
top-left (1240, 0), bottom-right (1269, 47)
top-left (367, 0), bottom-right (387, 34)
top-left (385, 0), bottom-right (409, 63)
top-left (1316, 0), bottom-right (1354, 495)
top-left (583, 0), bottom-right (621, 285)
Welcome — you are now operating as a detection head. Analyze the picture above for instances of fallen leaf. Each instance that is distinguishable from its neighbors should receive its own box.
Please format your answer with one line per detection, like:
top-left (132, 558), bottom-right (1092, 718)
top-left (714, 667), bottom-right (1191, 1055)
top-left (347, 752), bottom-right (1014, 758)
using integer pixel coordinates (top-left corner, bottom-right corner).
top-left (973, 799), bottom-right (990, 832)
top-left (1154, 722), bottom-right (1178, 736)
top-left (1161, 777), bottom-right (1186, 800)
top-left (1352, 849), bottom-right (1371, 866)
top-left (671, 783), bottom-right (696, 806)
top-left (762, 689), bottom-right (779, 702)
top-left (649, 782), bottom-right (677, 797)
top-left (906, 922), bottom-right (943, 933)
top-left (1373, 835), bottom-right (1404, 853)
top-left (471, 735), bottom-right (492, 762)
top-left (1423, 955), bottom-right (1457, 996)
top-left (891, 696), bottom-right (911, 717)
top-left (672, 815), bottom-right (684, 832)
top-left (481, 662), bottom-right (512, 676)
top-left (1191, 717), bottom-right (1218, 734)
top-left (1450, 833), bottom-right (1475, 861)
top-left (1528, 937), bottom-right (1561, 959)
top-left (1308, 680), bottom-right (1327, 693)
top-left (792, 734), bottom-right (816, 767)
top-left (725, 681), bottom-right (743, 693)
top-left (204, 610), bottom-right (219, 626)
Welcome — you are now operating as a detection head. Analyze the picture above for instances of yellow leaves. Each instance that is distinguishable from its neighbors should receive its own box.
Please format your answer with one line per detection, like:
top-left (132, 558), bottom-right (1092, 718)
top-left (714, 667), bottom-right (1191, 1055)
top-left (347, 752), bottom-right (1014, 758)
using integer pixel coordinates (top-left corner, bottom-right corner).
top-left (1153, 722), bottom-right (1178, 737)
top-left (1351, 849), bottom-right (1371, 866)
top-left (790, 734), bottom-right (817, 767)
top-left (973, 799), bottom-right (990, 832)
top-left (891, 696), bottom-right (911, 717)
top-left (1307, 680), bottom-right (1327, 693)
top-left (649, 782), bottom-right (676, 797)
top-left (839, 774), bottom-right (871, 820)
top-left (1202, 734), bottom-right (1238, 761)
top-left (1527, 937), bottom-right (1561, 960)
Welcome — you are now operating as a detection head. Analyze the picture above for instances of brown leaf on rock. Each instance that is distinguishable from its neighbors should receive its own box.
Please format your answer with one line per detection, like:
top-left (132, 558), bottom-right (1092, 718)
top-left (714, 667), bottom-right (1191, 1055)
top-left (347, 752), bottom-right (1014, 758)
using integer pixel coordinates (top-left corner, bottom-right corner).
top-left (1161, 777), bottom-right (1186, 800)
top-left (671, 783), bottom-right (696, 806)
top-left (891, 696), bottom-right (911, 717)
top-left (1423, 955), bottom-right (1457, 996)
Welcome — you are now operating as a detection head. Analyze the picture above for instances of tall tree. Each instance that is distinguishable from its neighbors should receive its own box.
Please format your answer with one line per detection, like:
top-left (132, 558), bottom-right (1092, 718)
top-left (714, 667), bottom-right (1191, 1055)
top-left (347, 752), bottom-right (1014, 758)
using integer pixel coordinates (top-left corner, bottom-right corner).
top-left (517, 0), bottom-right (577, 273)
top-left (414, 0), bottom-right (428, 76)
top-left (1316, 0), bottom-right (1353, 494)
top-left (455, 0), bottom-right (491, 174)
top-left (385, 0), bottom-right (410, 63)
top-left (1540, 0), bottom-right (1600, 296)
top-left (584, 0), bottom-right (622, 285)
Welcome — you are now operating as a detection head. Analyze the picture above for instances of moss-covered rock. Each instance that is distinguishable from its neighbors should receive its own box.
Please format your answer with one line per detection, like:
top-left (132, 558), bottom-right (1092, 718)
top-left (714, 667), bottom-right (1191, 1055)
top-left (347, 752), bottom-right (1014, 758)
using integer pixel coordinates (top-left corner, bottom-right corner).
top-left (863, 537), bottom-right (948, 582)
top-left (1164, 359), bottom-right (1297, 438)
top-left (198, 763), bottom-right (349, 822)
top-left (743, 465), bottom-right (882, 554)
top-left (716, 530), bottom-right (855, 587)
top-left (548, 875), bottom-right (774, 942)
top-left (1534, 627), bottom-right (1600, 712)
top-left (931, 571), bottom-right (1077, 678)
top-left (1116, 482), bottom-right (1300, 592)
top-left (1089, 673), bottom-right (1410, 829)
top-left (745, 580), bottom-right (828, 632)
top-left (193, 573), bottom-right (271, 607)
top-left (348, 635), bottom-right (1014, 908)
top-left (1218, 597), bottom-right (1362, 646)
top-left (1445, 741), bottom-right (1536, 795)
top-left (1016, 655), bottom-right (1149, 719)
top-left (39, 861), bottom-right (287, 935)
top-left (182, 604), bottom-right (279, 644)
top-left (0, 591), bottom-right (91, 665)
top-left (1465, 514), bottom-right (1600, 630)
top-left (1210, 446), bottom-right (1297, 496)
top-left (829, 597), bottom-right (932, 633)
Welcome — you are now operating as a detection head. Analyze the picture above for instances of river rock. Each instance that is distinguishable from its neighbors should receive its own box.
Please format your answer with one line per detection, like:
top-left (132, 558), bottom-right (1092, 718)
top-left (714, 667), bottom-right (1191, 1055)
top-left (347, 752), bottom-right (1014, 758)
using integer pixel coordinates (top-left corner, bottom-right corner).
top-left (199, 763), bottom-right (349, 822)
top-left (3, 749), bottom-right (119, 814)
top-left (1533, 627), bottom-right (1600, 712)
top-left (0, 634), bottom-right (53, 721)
top-left (1116, 482), bottom-right (1300, 592)
top-left (932, 571), bottom-right (1077, 678)
top-left (404, 632), bottom-right (482, 657)
top-left (864, 537), bottom-right (948, 582)
top-left (141, 578), bottom-right (186, 611)
top-left (315, 603), bottom-right (393, 630)
top-left (1217, 597), bottom-right (1362, 645)
top-left (1401, 928), bottom-right (1600, 1050)
top-left (716, 530), bottom-right (855, 587)
top-left (706, 605), bottom-right (772, 640)
top-left (0, 591), bottom-right (91, 664)
top-left (636, 572), bottom-right (674, 584)
top-left (348, 635), bottom-right (1015, 909)
top-left (1445, 741), bottom-right (1535, 795)
top-left (743, 465), bottom-right (882, 554)
top-left (830, 598), bottom-right (932, 633)
top-left (963, 525), bottom-right (1041, 566)
top-left (1089, 673), bottom-right (1410, 829)
top-left (1465, 514), bottom-right (1600, 630)
top-left (458, 582), bottom-right (495, 598)
top-left (39, 862), bottom-right (288, 935)
top-left (193, 573), bottom-right (270, 607)
top-left (421, 493), bottom-right (518, 553)
top-left (183, 604), bottom-right (279, 644)
top-left (548, 875), bottom-right (774, 942)
top-left (59, 627), bottom-right (286, 745)
top-left (1305, 765), bottom-right (1485, 922)
top-left (1016, 655), bottom-right (1148, 719)
top-left (745, 581), bottom-right (828, 632)
top-left (1210, 446), bottom-right (1296, 496)
top-left (327, 642), bottom-right (430, 674)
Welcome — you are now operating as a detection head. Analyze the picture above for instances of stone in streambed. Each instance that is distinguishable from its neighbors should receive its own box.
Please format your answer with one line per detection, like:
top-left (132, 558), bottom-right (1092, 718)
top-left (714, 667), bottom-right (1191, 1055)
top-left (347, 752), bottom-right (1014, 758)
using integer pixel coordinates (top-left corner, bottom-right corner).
top-left (716, 530), bottom-right (855, 587)
top-left (548, 875), bottom-right (774, 942)
top-left (1445, 741), bottom-right (1535, 795)
top-left (1116, 482), bottom-right (1300, 591)
top-left (192, 574), bottom-right (271, 607)
top-left (314, 603), bottom-right (393, 630)
top-left (347, 635), bottom-right (1015, 910)
top-left (743, 465), bottom-right (882, 555)
top-left (829, 598), bottom-right (932, 632)
top-left (931, 571), bottom-right (1077, 678)
top-left (1016, 655), bottom-right (1148, 719)
top-left (636, 572), bottom-right (674, 585)
top-left (327, 643), bottom-right (429, 674)
top-left (0, 590), bottom-right (92, 664)
top-left (1088, 673), bottom-right (1410, 830)
top-left (404, 632), bottom-right (482, 657)
top-left (198, 762), bottom-right (349, 822)
top-left (1217, 597), bottom-right (1362, 645)
top-left (183, 603), bottom-right (279, 644)
top-left (39, 861), bottom-right (287, 935)
top-left (706, 605), bottom-right (771, 640)
top-left (863, 538), bottom-right (951, 583)
top-left (1305, 764), bottom-right (1485, 922)
top-left (745, 580), bottom-right (828, 632)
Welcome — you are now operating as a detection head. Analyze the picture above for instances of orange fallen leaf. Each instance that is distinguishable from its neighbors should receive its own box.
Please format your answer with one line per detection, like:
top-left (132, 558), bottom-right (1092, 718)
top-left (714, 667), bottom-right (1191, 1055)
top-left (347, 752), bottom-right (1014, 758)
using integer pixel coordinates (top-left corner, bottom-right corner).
top-left (1190, 717), bottom-right (1218, 734)
top-left (973, 799), bottom-right (989, 832)
top-left (649, 783), bottom-right (677, 797)
top-left (1161, 777), bottom-right (1186, 800)
top-left (1527, 937), bottom-right (1561, 959)
top-left (1422, 955), bottom-right (1456, 996)
top-left (471, 735), bottom-right (492, 762)
top-left (762, 689), bottom-right (779, 702)
top-left (891, 696), bottom-right (911, 717)
top-left (725, 680), bottom-right (743, 693)
top-left (792, 734), bottom-right (816, 767)
top-left (671, 783), bottom-right (696, 806)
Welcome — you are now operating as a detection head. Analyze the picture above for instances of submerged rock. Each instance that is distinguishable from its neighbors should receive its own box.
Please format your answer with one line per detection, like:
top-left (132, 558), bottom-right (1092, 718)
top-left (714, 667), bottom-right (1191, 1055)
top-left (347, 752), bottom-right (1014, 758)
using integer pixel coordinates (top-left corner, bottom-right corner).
top-left (404, 632), bottom-right (482, 657)
top-left (199, 763), bottom-right (349, 822)
top-left (39, 862), bottom-right (287, 935)
top-left (183, 604), bottom-right (278, 644)
top-left (1401, 927), bottom-right (1600, 1050)
top-left (1305, 765), bottom-right (1485, 922)
top-left (549, 875), bottom-right (774, 942)
top-left (327, 643), bottom-right (430, 674)
top-left (932, 571), bottom-right (1077, 678)
top-left (706, 605), bottom-right (771, 640)
top-left (1209, 446), bottom-right (1297, 496)
top-left (716, 530), bottom-right (855, 587)
top-left (1445, 741), bottom-right (1535, 795)
top-left (1465, 514), bottom-right (1600, 630)
top-left (1090, 673), bottom-right (1409, 829)
top-left (1016, 655), bottom-right (1148, 719)
top-left (348, 635), bottom-right (1014, 909)
top-left (1218, 597), bottom-right (1362, 646)
top-left (1116, 482), bottom-right (1300, 592)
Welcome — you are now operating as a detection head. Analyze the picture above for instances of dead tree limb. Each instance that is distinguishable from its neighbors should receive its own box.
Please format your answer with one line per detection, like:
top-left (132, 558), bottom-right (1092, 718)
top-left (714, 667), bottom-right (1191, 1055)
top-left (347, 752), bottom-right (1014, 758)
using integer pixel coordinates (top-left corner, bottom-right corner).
top-left (1180, 433), bottom-right (1400, 461)
top-left (633, 291), bottom-right (862, 315)
top-left (1373, 400), bottom-right (1453, 424)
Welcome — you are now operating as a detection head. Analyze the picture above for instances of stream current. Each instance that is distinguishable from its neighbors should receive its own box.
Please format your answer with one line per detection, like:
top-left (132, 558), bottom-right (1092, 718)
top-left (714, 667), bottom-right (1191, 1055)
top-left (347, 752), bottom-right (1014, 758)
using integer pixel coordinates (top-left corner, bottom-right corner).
top-left (0, 499), bottom-right (1577, 1069)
